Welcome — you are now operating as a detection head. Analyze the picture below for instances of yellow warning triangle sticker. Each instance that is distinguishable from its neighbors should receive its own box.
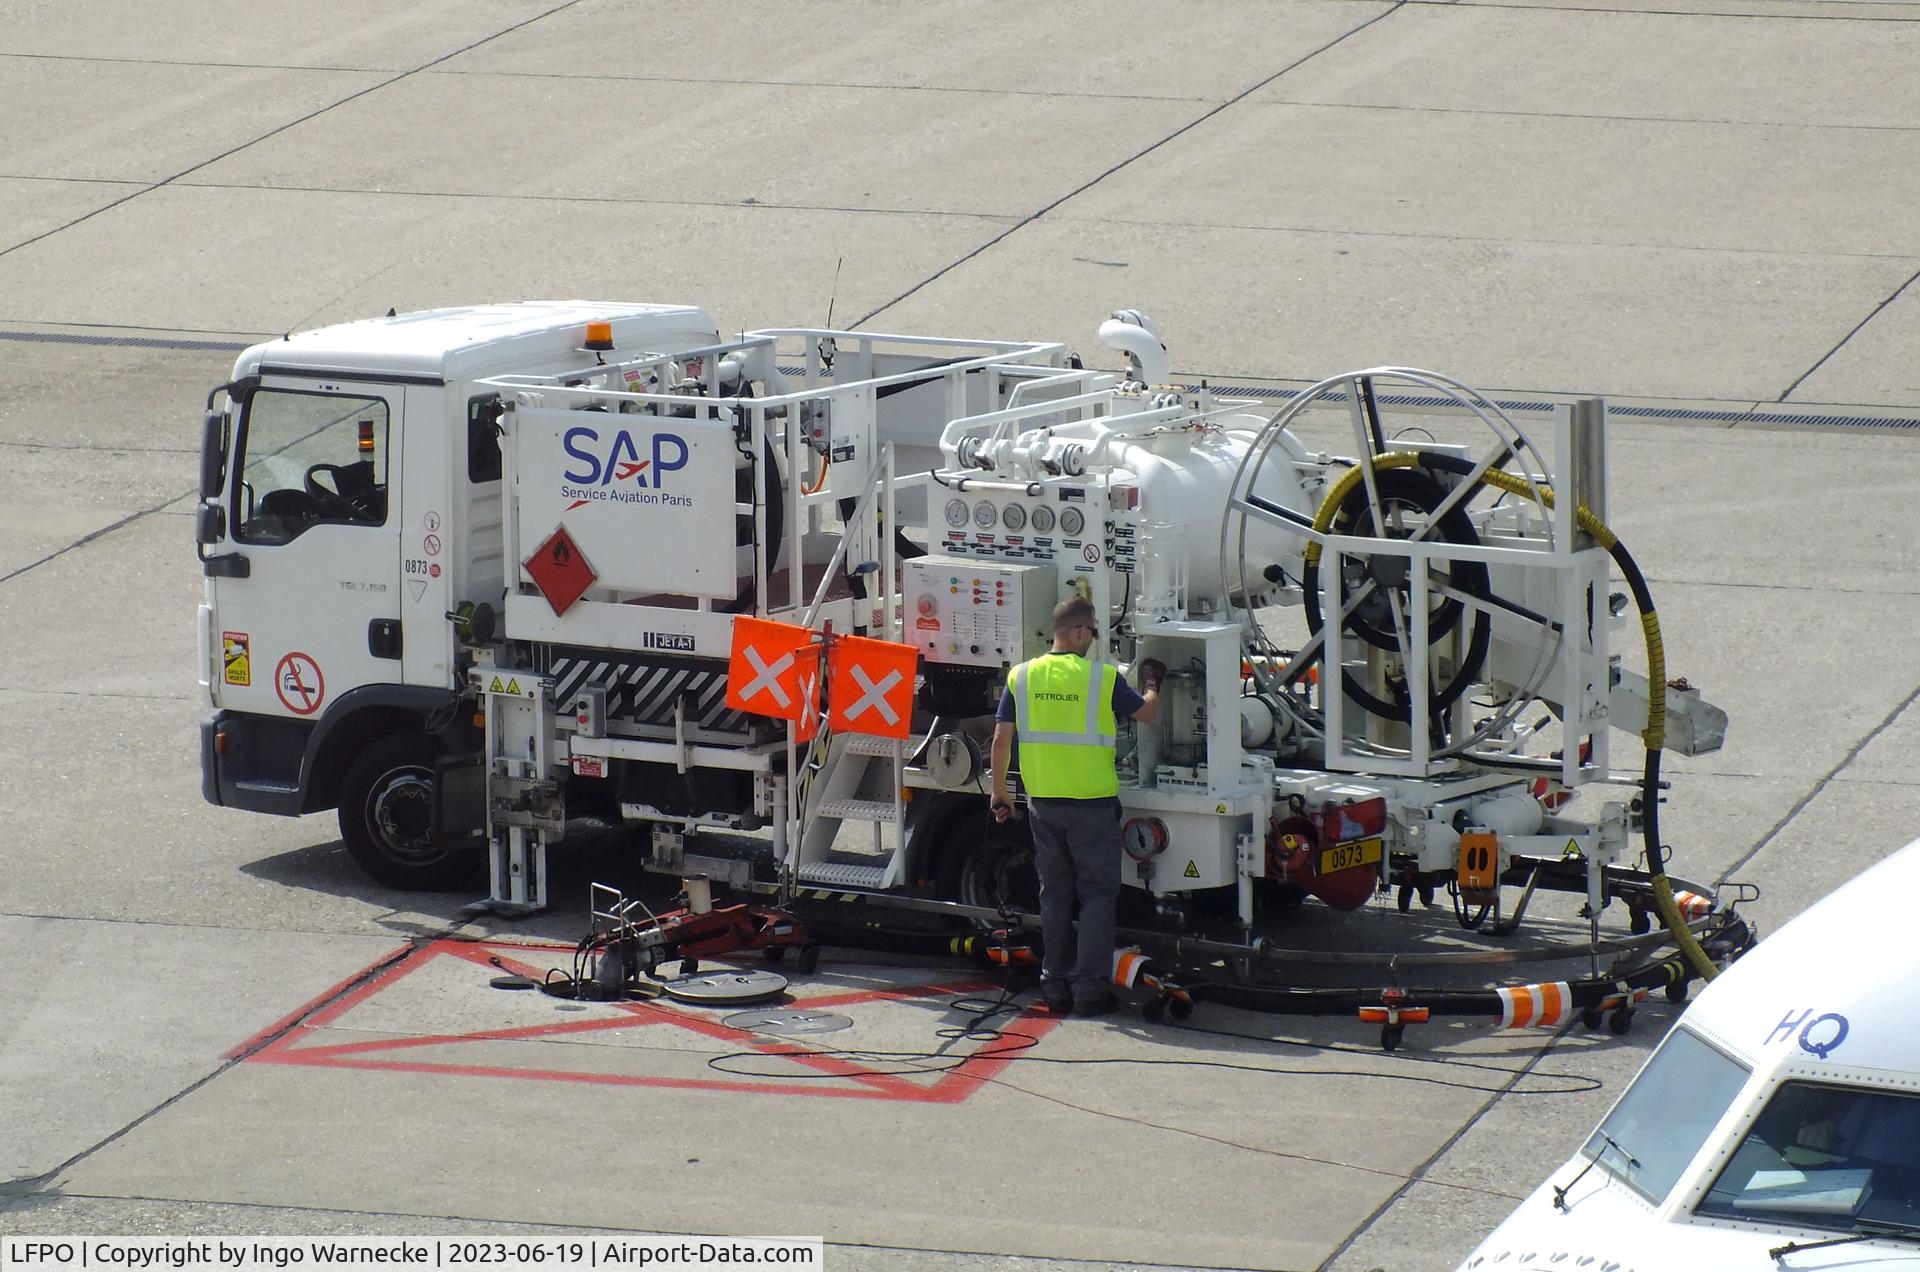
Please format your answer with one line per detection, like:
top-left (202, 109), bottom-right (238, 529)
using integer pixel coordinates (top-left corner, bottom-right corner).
top-left (506, 678), bottom-right (521, 695)
top-left (489, 675), bottom-right (505, 693)
top-left (1183, 860), bottom-right (1200, 879)
top-left (1564, 837), bottom-right (1582, 857)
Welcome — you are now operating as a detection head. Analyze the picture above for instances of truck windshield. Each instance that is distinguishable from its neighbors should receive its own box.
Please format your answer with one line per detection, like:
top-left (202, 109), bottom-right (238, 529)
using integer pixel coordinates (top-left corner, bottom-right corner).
top-left (1584, 1026), bottom-right (1749, 1203)
top-left (234, 389), bottom-right (390, 544)
top-left (1698, 1083), bottom-right (1920, 1235)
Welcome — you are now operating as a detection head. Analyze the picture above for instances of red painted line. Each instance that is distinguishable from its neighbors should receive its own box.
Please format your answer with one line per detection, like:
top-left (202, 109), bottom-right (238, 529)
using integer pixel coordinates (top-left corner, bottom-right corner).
top-left (223, 942), bottom-right (413, 1058)
top-left (439, 938), bottom-right (579, 960)
top-left (603, 993), bottom-right (928, 1100)
top-left (287, 1011), bottom-right (664, 1060)
top-left (921, 1015), bottom-right (1064, 1104)
top-left (440, 942), bottom-right (581, 988)
top-left (297, 944), bottom-right (440, 1032)
top-left (252, 1048), bottom-right (941, 1102)
top-left (241, 938), bottom-right (1041, 1104)
top-left (276, 944), bottom-right (925, 1099)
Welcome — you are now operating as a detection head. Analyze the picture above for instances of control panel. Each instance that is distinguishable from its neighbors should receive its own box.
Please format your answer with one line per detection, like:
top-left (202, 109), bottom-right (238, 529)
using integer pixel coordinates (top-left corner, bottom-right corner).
top-left (934, 488), bottom-right (1132, 570)
top-left (903, 556), bottom-right (1057, 669)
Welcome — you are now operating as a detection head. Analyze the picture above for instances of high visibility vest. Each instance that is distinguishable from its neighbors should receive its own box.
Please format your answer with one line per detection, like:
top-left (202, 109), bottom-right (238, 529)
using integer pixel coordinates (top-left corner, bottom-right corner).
top-left (1008, 653), bottom-right (1119, 799)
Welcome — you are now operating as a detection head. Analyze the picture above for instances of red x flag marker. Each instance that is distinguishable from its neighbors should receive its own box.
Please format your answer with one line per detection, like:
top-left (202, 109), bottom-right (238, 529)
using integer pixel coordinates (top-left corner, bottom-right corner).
top-left (828, 634), bottom-right (918, 740)
top-left (524, 524), bottom-right (597, 616)
top-left (726, 616), bottom-right (820, 739)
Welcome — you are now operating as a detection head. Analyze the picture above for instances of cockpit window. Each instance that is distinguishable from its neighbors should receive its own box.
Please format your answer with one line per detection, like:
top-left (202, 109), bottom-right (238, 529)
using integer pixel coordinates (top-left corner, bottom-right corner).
top-left (1585, 1026), bottom-right (1750, 1203)
top-left (233, 390), bottom-right (390, 544)
top-left (1698, 1083), bottom-right (1920, 1234)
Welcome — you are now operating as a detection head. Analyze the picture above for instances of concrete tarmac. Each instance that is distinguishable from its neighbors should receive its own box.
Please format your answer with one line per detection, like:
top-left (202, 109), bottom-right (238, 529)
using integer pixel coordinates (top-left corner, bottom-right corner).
top-left (3, 1), bottom-right (1919, 1269)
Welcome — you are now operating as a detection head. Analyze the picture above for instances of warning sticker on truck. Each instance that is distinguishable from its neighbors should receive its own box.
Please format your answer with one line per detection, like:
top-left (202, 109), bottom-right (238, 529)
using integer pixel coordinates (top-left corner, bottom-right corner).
top-left (222, 632), bottom-right (250, 686)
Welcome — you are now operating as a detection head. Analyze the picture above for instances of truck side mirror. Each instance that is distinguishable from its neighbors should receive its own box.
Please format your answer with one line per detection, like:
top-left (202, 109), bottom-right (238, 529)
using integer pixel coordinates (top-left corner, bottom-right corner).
top-left (195, 502), bottom-right (225, 545)
top-left (199, 409), bottom-right (226, 499)
top-left (467, 602), bottom-right (497, 644)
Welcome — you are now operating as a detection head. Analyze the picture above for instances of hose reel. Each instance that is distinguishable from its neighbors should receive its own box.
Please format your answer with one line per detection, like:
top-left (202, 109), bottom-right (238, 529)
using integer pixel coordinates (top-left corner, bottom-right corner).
top-left (1223, 368), bottom-right (1562, 758)
top-left (1299, 464), bottom-right (1492, 723)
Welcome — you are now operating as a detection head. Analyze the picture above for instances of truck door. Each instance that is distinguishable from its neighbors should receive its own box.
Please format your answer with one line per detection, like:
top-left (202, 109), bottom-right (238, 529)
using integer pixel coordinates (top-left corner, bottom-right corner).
top-left (211, 378), bottom-right (405, 722)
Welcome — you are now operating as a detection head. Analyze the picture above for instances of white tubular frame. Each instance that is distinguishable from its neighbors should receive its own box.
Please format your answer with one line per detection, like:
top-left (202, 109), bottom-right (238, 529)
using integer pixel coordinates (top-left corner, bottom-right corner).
top-left (1222, 369), bottom-right (1611, 783)
top-left (481, 328), bottom-right (1062, 656)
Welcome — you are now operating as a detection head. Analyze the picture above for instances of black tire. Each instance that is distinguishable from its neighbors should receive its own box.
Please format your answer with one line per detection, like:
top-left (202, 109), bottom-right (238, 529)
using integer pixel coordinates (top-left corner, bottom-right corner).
top-left (1141, 997), bottom-right (1166, 1024)
top-left (1168, 995), bottom-right (1194, 1022)
top-left (338, 733), bottom-right (480, 890)
top-left (934, 802), bottom-right (1040, 917)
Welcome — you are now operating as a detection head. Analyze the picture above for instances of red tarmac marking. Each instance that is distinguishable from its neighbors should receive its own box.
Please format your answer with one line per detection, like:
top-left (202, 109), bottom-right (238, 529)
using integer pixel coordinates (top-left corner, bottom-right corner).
top-left (224, 943), bottom-right (414, 1059)
top-left (460, 944), bottom-right (958, 1098)
top-left (240, 939), bottom-right (1061, 1103)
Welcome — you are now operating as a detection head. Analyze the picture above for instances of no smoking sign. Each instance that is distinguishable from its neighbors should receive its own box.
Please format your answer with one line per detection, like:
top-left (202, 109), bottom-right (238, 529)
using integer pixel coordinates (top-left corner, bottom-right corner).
top-left (275, 651), bottom-right (325, 715)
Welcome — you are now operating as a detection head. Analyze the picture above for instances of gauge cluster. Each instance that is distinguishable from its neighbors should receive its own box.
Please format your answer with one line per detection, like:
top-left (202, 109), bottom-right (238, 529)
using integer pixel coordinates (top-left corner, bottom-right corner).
top-left (935, 488), bottom-right (1103, 566)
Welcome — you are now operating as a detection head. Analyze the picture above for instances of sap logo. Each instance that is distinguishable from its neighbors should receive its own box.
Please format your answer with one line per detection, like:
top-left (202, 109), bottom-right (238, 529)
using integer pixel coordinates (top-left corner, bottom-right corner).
top-left (561, 427), bottom-right (688, 488)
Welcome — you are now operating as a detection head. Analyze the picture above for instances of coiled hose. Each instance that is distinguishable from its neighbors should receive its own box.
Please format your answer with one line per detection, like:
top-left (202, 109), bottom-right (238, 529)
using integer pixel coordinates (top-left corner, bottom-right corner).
top-left (1305, 452), bottom-right (1719, 983)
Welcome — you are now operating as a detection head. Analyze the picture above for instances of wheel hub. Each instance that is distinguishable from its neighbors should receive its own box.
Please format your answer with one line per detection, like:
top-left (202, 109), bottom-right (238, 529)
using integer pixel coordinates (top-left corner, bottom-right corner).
top-left (370, 769), bottom-right (436, 861)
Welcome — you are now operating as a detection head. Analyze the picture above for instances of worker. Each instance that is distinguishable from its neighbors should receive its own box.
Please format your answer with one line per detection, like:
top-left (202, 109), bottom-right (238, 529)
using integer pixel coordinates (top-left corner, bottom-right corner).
top-left (990, 596), bottom-right (1162, 1016)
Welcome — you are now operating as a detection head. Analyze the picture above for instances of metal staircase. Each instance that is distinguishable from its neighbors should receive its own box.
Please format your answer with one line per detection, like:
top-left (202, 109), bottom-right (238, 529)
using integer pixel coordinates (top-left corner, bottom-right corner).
top-left (793, 731), bottom-right (907, 890)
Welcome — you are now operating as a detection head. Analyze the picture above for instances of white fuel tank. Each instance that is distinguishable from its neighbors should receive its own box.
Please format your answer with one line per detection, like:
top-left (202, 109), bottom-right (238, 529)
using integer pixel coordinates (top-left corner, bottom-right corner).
top-left (1100, 414), bottom-right (1315, 607)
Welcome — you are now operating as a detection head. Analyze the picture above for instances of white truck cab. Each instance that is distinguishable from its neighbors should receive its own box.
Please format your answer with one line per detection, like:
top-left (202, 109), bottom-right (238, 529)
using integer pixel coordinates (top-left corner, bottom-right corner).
top-left (194, 302), bottom-right (721, 886)
top-left (1460, 838), bottom-right (1920, 1270)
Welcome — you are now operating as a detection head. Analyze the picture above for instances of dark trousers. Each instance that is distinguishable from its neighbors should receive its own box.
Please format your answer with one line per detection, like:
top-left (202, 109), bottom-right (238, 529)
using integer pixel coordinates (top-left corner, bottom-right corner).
top-left (1028, 796), bottom-right (1122, 1003)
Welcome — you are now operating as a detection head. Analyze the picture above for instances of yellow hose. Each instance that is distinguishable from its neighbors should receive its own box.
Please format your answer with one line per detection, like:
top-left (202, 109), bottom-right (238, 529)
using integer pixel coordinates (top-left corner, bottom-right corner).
top-left (1302, 452), bottom-right (1429, 568)
top-left (1476, 470), bottom-right (1714, 982)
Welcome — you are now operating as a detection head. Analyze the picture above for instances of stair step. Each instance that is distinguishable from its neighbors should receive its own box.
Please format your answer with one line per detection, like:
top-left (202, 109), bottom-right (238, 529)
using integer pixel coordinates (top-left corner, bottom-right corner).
top-left (843, 735), bottom-right (901, 757)
top-left (797, 862), bottom-right (891, 889)
top-left (815, 798), bottom-right (898, 823)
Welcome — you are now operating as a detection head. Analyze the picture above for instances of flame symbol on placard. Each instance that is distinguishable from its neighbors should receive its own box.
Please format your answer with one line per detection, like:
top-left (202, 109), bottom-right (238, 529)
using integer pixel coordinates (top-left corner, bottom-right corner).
top-left (554, 540), bottom-right (572, 566)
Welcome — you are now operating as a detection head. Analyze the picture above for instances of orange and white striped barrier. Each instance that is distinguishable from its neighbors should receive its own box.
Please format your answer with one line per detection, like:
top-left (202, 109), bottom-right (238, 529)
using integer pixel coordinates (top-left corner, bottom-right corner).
top-left (1672, 890), bottom-right (1714, 921)
top-left (1496, 981), bottom-right (1572, 1028)
top-left (1112, 948), bottom-right (1150, 990)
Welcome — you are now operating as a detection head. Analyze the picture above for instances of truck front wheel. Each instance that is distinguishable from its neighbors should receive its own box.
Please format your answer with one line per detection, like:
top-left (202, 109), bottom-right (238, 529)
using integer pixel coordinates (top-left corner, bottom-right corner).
top-left (339, 734), bottom-right (479, 890)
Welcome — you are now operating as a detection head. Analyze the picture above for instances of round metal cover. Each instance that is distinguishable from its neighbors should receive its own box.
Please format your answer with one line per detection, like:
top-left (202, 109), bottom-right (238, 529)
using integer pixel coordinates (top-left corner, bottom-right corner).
top-left (927, 731), bottom-right (980, 789)
top-left (661, 969), bottom-right (789, 1006)
top-left (723, 1008), bottom-right (854, 1036)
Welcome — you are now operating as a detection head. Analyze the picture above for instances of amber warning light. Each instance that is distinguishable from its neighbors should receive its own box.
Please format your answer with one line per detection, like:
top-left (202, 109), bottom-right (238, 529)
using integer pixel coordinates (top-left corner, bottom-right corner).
top-left (357, 419), bottom-right (375, 453)
top-left (584, 321), bottom-right (614, 351)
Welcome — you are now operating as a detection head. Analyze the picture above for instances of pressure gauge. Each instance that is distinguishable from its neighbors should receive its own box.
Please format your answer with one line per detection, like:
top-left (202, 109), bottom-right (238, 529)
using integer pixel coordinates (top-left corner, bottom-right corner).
top-left (974, 500), bottom-right (998, 529)
top-left (1029, 505), bottom-right (1055, 533)
top-left (1122, 817), bottom-right (1170, 863)
top-left (1001, 502), bottom-right (1027, 532)
top-left (944, 498), bottom-right (969, 528)
top-left (1059, 507), bottom-right (1085, 536)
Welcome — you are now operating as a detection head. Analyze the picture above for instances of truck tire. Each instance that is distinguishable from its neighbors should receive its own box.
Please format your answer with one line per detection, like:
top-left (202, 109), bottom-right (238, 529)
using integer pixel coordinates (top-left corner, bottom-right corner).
top-left (339, 734), bottom-right (480, 890)
top-left (934, 801), bottom-right (1040, 916)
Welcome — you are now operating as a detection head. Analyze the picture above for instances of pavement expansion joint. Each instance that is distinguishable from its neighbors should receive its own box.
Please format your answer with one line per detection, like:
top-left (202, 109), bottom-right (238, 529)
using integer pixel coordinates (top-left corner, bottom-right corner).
top-left (1317, 1019), bottom-right (1573, 1269)
top-left (856, 1), bottom-right (1409, 328)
